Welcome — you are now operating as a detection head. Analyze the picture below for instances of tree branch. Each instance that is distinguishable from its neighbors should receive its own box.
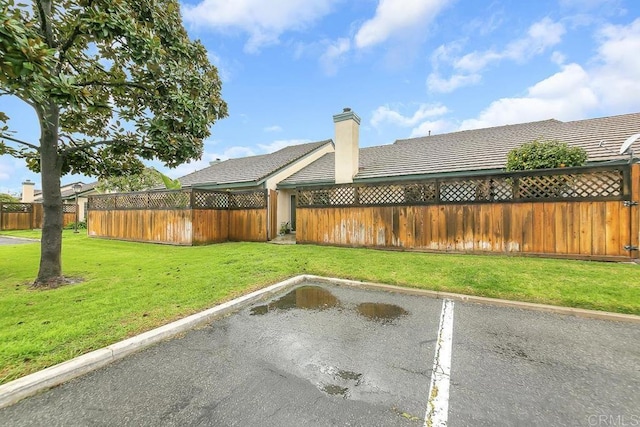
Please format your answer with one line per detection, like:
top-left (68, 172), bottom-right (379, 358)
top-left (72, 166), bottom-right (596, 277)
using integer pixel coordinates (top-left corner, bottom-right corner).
top-left (75, 80), bottom-right (149, 91)
top-left (56, 0), bottom-right (94, 73)
top-left (60, 139), bottom-right (123, 155)
top-left (34, 0), bottom-right (55, 47)
top-left (0, 134), bottom-right (40, 150)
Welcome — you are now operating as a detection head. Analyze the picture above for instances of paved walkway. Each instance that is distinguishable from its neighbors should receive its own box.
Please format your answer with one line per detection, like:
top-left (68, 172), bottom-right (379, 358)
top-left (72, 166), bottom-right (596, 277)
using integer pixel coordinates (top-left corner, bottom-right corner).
top-left (0, 283), bottom-right (638, 426)
top-left (0, 236), bottom-right (38, 245)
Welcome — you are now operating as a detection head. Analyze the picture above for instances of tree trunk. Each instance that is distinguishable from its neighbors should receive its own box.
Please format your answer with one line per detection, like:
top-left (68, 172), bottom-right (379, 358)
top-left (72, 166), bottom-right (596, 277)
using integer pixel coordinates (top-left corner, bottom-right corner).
top-left (34, 100), bottom-right (64, 287)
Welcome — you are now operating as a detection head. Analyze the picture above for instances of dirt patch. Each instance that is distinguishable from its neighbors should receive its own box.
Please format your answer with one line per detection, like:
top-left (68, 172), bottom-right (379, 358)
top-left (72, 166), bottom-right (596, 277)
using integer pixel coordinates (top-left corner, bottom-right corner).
top-left (29, 276), bottom-right (85, 290)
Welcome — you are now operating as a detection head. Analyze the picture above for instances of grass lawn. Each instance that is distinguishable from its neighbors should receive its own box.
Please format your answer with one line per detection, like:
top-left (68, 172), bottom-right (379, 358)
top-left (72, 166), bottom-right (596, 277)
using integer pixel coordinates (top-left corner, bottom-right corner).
top-left (1, 230), bottom-right (638, 385)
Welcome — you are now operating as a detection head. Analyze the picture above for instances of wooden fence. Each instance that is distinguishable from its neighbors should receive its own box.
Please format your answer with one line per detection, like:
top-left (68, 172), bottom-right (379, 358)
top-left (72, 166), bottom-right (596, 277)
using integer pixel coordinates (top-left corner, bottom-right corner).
top-left (0, 203), bottom-right (75, 230)
top-left (87, 189), bottom-right (269, 245)
top-left (296, 164), bottom-right (639, 261)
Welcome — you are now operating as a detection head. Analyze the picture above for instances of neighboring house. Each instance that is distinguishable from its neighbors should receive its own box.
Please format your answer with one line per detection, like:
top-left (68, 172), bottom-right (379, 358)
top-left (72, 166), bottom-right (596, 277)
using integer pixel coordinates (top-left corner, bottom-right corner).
top-left (178, 109), bottom-right (639, 231)
top-left (21, 180), bottom-right (99, 222)
top-left (177, 140), bottom-right (334, 230)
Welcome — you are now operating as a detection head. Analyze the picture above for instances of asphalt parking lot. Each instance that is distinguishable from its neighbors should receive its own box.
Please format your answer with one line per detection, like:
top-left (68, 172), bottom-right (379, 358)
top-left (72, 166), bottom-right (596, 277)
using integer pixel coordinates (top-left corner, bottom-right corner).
top-left (0, 282), bottom-right (638, 426)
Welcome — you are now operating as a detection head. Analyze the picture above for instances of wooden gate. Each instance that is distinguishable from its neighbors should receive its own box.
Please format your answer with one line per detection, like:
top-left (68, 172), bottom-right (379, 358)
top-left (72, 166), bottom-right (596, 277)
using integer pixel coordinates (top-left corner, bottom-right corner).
top-left (268, 190), bottom-right (278, 240)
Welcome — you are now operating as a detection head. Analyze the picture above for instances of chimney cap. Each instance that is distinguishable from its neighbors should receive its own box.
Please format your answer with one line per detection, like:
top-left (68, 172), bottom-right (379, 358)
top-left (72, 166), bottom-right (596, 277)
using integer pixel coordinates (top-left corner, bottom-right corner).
top-left (22, 180), bottom-right (35, 185)
top-left (333, 108), bottom-right (361, 125)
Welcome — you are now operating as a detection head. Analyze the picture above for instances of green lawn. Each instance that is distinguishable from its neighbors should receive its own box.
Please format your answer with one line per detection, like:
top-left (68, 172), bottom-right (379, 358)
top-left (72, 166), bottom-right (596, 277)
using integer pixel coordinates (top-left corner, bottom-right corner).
top-left (1, 230), bottom-right (638, 385)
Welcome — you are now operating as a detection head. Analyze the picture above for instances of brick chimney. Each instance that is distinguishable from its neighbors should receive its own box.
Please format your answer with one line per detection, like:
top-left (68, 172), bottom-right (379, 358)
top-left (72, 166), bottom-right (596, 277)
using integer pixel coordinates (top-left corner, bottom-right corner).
top-left (333, 107), bottom-right (360, 184)
top-left (21, 180), bottom-right (35, 202)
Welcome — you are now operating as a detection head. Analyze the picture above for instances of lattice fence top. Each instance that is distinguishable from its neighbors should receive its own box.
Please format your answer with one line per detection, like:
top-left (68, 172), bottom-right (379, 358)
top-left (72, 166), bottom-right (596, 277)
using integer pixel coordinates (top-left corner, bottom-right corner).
top-left (62, 204), bottom-right (77, 213)
top-left (229, 191), bottom-right (267, 209)
top-left (297, 165), bottom-right (630, 207)
top-left (192, 190), bottom-right (229, 209)
top-left (0, 202), bottom-right (32, 213)
top-left (88, 189), bottom-right (267, 211)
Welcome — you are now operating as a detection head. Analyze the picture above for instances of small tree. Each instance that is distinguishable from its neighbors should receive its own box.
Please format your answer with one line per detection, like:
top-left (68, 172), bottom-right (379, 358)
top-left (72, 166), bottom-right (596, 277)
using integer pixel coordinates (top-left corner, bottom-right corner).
top-left (0, 193), bottom-right (19, 203)
top-left (0, 0), bottom-right (227, 287)
top-left (97, 167), bottom-right (164, 193)
top-left (506, 139), bottom-right (587, 171)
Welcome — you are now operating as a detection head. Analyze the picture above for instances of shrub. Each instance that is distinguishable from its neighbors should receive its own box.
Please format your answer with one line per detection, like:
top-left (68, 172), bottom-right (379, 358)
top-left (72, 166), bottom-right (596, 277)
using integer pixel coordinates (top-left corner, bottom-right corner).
top-left (506, 139), bottom-right (587, 171)
top-left (64, 221), bottom-right (87, 230)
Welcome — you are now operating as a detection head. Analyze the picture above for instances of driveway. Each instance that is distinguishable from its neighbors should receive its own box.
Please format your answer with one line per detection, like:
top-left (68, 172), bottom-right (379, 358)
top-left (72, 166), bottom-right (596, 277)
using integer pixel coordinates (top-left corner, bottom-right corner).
top-left (0, 282), bottom-right (637, 426)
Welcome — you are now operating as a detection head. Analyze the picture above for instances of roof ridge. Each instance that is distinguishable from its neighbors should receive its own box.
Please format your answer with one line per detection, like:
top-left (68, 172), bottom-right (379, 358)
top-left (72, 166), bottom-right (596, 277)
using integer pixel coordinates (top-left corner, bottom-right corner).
top-left (394, 118), bottom-right (563, 144)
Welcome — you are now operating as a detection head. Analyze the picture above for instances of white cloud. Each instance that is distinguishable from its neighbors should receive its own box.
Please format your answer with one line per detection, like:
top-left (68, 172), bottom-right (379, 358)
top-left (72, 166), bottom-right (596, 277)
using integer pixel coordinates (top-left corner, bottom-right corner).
top-left (370, 104), bottom-right (454, 136)
top-left (258, 139), bottom-right (311, 153)
top-left (427, 72), bottom-right (481, 93)
top-left (371, 104), bottom-right (449, 128)
top-left (409, 120), bottom-right (455, 138)
top-left (456, 18), bottom-right (565, 70)
top-left (263, 125), bottom-right (283, 133)
top-left (429, 17), bottom-right (565, 93)
top-left (459, 18), bottom-right (640, 130)
top-left (460, 64), bottom-right (598, 130)
top-left (182, 0), bottom-right (337, 52)
top-left (320, 38), bottom-right (351, 75)
top-left (550, 51), bottom-right (566, 65)
top-left (590, 18), bottom-right (640, 111)
top-left (354, 0), bottom-right (451, 49)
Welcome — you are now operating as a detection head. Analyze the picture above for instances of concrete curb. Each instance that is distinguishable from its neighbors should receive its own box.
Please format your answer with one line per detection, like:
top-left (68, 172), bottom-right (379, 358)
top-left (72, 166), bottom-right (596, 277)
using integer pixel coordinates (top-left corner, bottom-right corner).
top-left (0, 275), bottom-right (306, 410)
top-left (1, 274), bottom-right (638, 409)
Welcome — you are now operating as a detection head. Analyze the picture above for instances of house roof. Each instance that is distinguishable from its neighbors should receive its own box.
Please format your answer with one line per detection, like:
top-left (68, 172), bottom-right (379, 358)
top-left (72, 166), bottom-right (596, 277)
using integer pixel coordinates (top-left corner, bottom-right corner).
top-left (281, 112), bottom-right (640, 186)
top-left (178, 140), bottom-right (332, 187)
top-left (34, 181), bottom-right (99, 200)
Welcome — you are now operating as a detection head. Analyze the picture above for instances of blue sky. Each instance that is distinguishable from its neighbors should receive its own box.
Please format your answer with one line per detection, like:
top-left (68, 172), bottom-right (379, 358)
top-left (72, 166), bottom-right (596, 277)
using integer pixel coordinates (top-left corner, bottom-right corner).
top-left (1, 0), bottom-right (640, 195)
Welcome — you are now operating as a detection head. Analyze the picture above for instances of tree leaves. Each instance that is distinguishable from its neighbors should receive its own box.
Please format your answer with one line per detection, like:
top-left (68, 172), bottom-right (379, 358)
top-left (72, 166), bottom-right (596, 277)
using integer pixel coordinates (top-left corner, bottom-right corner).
top-left (1, 0), bottom-right (228, 177)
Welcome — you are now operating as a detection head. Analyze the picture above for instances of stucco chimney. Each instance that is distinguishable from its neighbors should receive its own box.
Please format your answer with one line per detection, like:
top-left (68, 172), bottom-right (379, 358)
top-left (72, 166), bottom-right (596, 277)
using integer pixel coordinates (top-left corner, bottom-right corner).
top-left (21, 180), bottom-right (35, 202)
top-left (333, 107), bottom-right (360, 184)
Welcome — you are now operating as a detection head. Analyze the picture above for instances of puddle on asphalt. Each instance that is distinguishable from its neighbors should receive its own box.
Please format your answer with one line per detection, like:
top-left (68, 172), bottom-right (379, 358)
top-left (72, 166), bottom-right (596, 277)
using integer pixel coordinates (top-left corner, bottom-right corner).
top-left (356, 302), bottom-right (408, 323)
top-left (321, 384), bottom-right (349, 398)
top-left (336, 369), bottom-right (362, 382)
top-left (250, 286), bottom-right (340, 315)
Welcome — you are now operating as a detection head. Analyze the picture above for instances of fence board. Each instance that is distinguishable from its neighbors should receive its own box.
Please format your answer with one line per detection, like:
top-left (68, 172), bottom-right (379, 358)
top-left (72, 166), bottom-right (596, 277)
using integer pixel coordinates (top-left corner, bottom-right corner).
top-left (192, 209), bottom-right (228, 244)
top-left (228, 209), bottom-right (267, 242)
top-left (605, 201), bottom-right (620, 256)
top-left (543, 203), bottom-right (556, 254)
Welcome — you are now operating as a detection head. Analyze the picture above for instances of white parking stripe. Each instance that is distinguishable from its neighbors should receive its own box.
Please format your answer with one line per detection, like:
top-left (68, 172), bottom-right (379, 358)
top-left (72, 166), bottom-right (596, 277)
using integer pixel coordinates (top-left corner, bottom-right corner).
top-left (424, 299), bottom-right (455, 427)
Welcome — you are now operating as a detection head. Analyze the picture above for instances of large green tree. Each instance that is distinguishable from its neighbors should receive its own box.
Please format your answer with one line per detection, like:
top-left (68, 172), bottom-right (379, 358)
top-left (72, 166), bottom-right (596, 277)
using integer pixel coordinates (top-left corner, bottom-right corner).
top-left (0, 0), bottom-right (227, 287)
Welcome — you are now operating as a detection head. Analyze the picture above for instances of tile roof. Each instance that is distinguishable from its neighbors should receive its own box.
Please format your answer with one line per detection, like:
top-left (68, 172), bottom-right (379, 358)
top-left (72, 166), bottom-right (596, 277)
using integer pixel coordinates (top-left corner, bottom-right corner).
top-left (282, 112), bottom-right (640, 186)
top-left (178, 140), bottom-right (332, 187)
top-left (34, 181), bottom-right (99, 200)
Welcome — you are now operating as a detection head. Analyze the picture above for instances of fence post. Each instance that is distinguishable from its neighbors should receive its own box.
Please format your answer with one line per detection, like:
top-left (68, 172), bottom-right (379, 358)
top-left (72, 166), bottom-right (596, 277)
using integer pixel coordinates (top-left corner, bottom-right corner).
top-left (631, 164), bottom-right (639, 259)
top-left (0, 203), bottom-right (3, 231)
